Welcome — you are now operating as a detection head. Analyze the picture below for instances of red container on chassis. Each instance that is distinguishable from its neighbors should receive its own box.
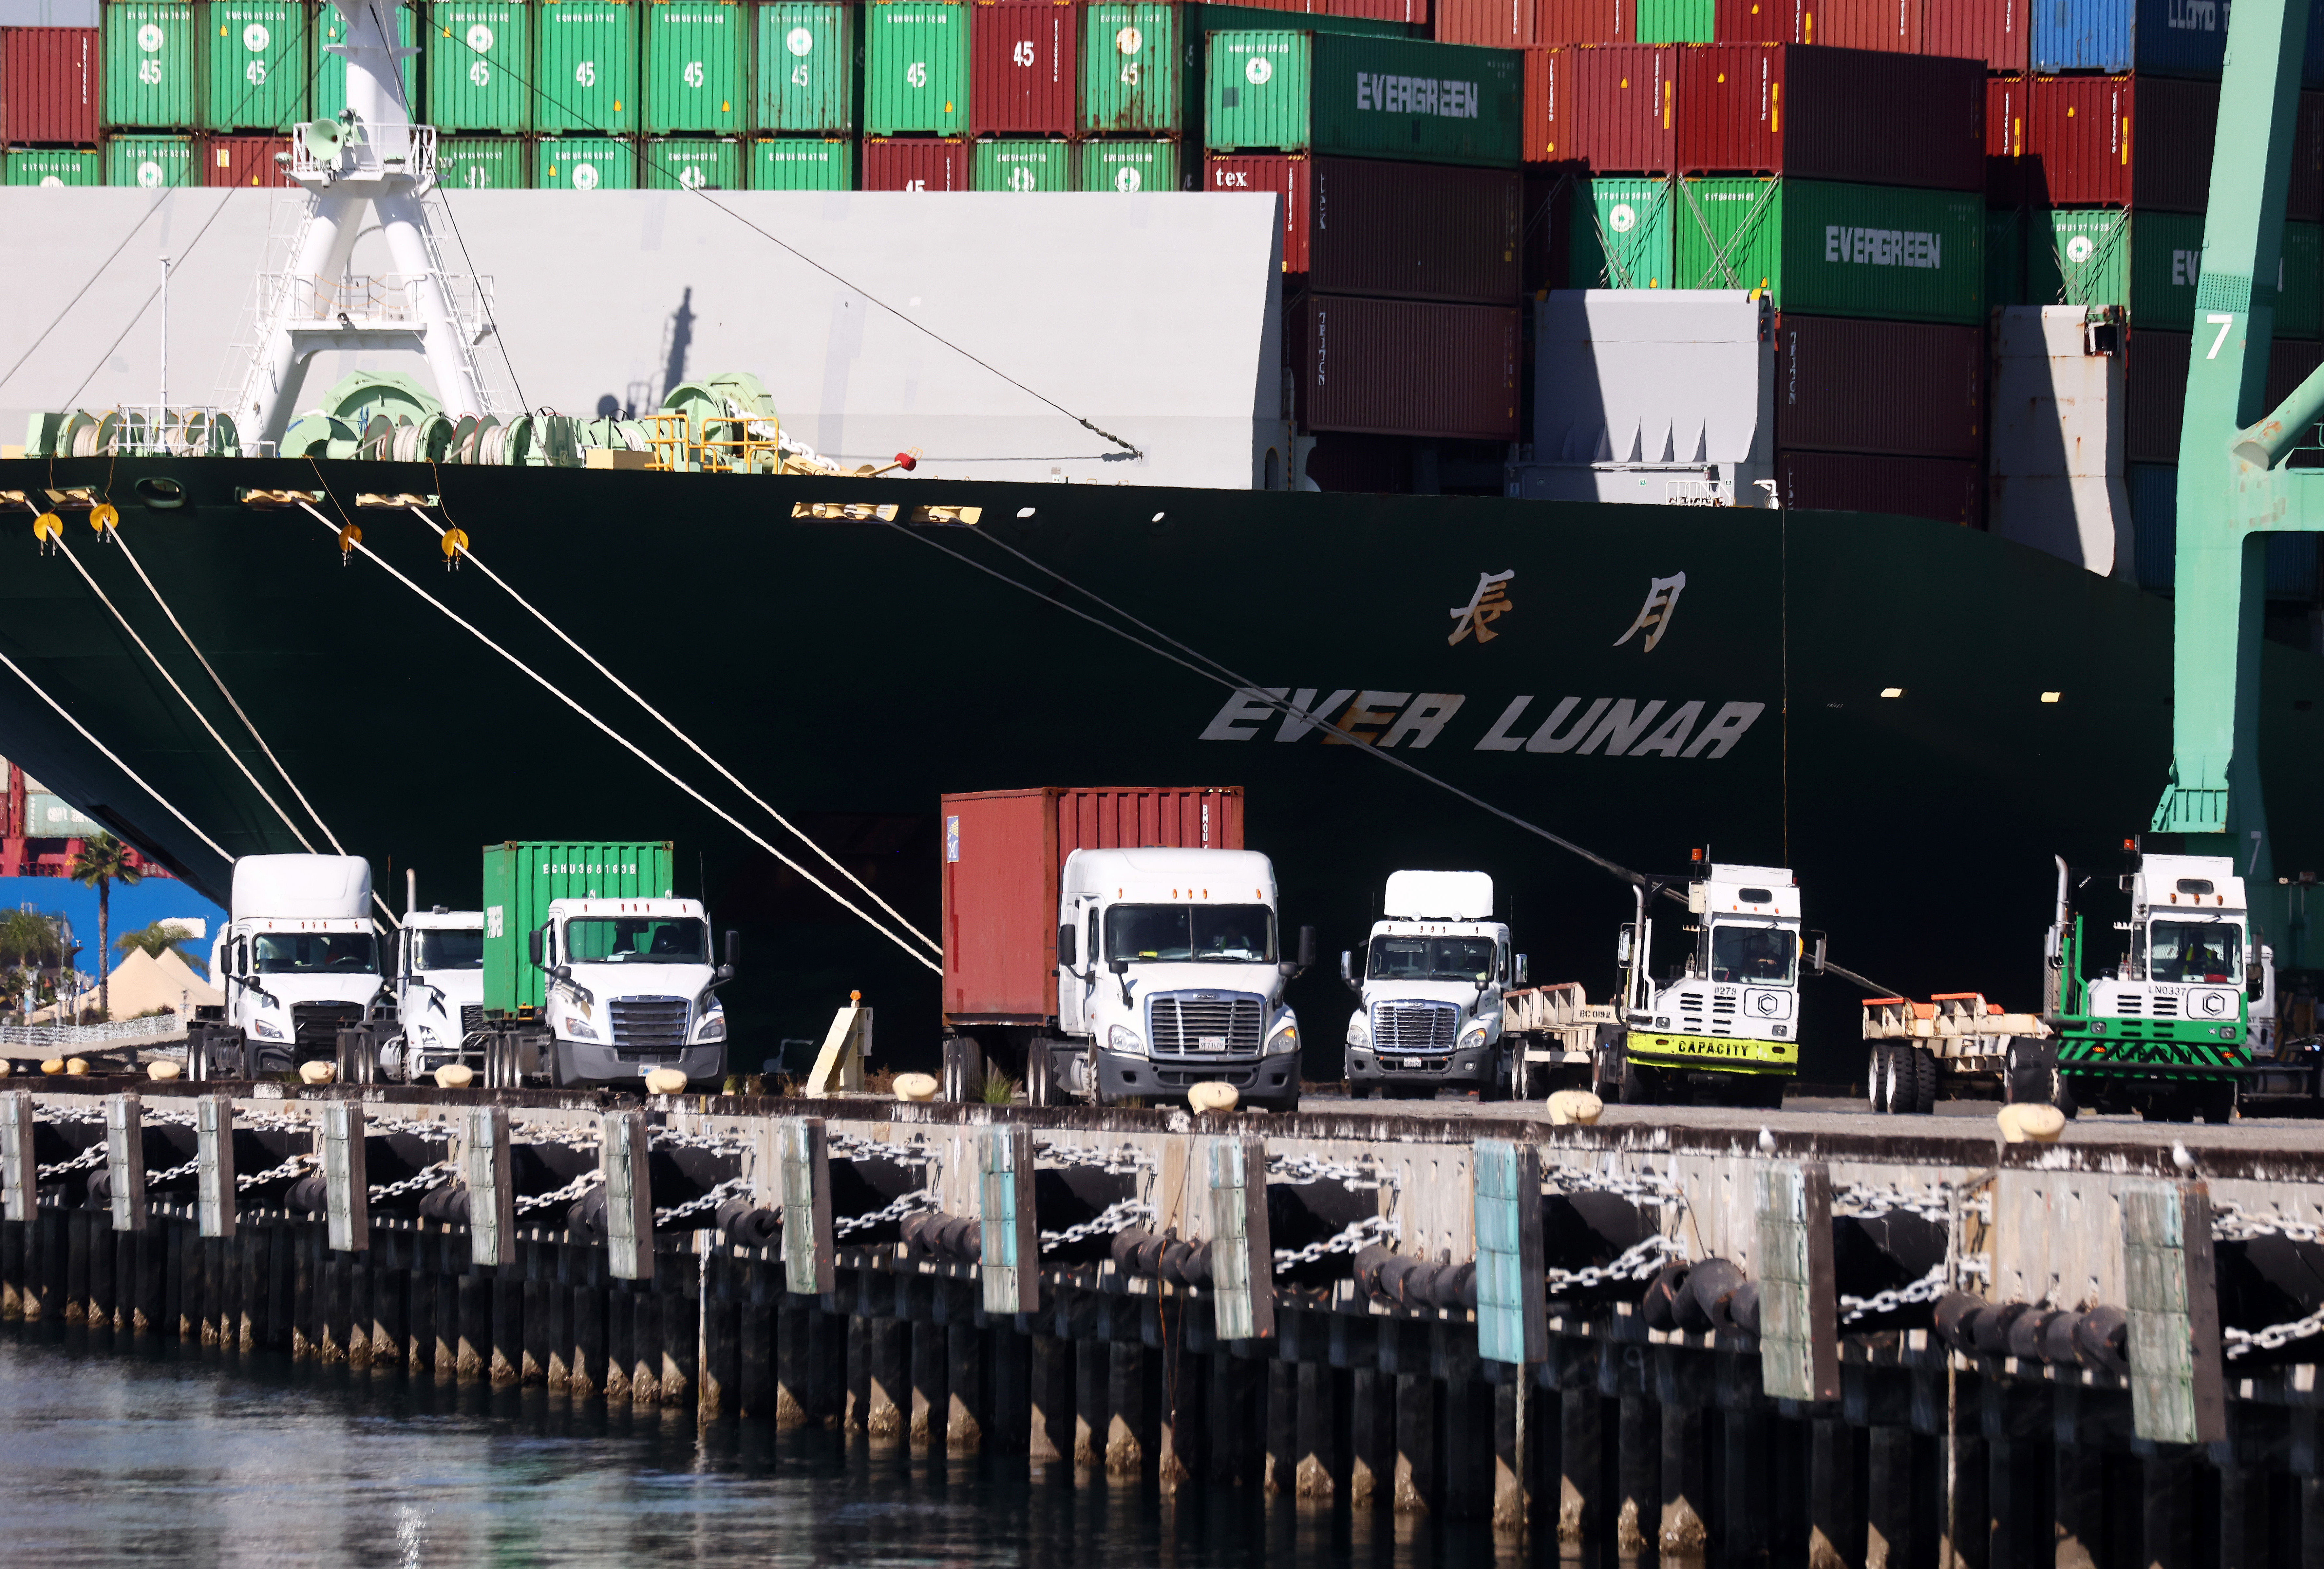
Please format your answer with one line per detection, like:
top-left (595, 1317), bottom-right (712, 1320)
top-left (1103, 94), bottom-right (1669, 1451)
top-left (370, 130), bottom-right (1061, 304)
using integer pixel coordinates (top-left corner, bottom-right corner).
top-left (205, 135), bottom-right (293, 187)
top-left (1298, 293), bottom-right (1521, 439)
top-left (1675, 44), bottom-right (1983, 191)
top-left (1208, 152), bottom-right (1311, 270)
top-left (970, 1), bottom-right (1077, 139)
top-left (1711, 0), bottom-right (1919, 50)
top-left (1309, 156), bottom-right (1522, 301)
top-left (862, 137), bottom-right (970, 190)
top-left (2016, 74), bottom-right (2215, 214)
top-left (1527, 44), bottom-right (1675, 173)
top-left (1773, 314), bottom-right (1983, 461)
top-left (1921, 0), bottom-right (2028, 73)
top-left (939, 787), bottom-right (1248, 1025)
top-left (1, 28), bottom-right (96, 147)
top-left (1775, 449), bottom-right (1983, 528)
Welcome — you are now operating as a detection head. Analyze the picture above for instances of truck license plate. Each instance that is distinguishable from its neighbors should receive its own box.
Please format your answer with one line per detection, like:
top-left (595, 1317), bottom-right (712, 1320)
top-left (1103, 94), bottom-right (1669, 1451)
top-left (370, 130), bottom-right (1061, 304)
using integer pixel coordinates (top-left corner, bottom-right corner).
top-left (1199, 1035), bottom-right (1226, 1049)
top-left (1404, 1058), bottom-right (1424, 1069)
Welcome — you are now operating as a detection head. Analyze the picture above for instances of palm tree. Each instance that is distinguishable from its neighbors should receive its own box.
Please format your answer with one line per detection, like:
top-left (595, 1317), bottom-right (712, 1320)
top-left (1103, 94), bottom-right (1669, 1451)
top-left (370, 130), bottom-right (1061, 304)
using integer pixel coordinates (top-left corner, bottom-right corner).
top-left (0, 908), bottom-right (65, 971)
top-left (116, 919), bottom-right (207, 976)
top-left (67, 834), bottom-right (142, 1022)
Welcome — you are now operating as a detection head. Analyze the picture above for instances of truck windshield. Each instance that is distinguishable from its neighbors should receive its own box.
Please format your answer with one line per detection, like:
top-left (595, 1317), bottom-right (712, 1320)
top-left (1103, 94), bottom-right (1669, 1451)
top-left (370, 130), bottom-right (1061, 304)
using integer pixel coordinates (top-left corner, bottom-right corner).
top-left (1709, 922), bottom-right (1795, 985)
top-left (2149, 921), bottom-right (2241, 984)
top-left (1105, 904), bottom-right (1275, 963)
top-left (1368, 936), bottom-right (1496, 983)
top-left (565, 917), bottom-right (708, 964)
top-left (413, 930), bottom-right (483, 970)
top-left (253, 932), bottom-right (376, 974)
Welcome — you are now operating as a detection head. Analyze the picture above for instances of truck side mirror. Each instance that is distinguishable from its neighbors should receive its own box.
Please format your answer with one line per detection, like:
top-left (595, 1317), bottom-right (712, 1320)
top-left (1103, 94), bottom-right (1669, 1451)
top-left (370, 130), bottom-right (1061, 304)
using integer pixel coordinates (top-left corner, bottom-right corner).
top-left (725, 929), bottom-right (741, 971)
top-left (1514, 954), bottom-right (1530, 986)
top-left (1058, 924), bottom-right (1078, 970)
top-left (1108, 957), bottom-right (1128, 976)
top-left (1811, 933), bottom-right (1828, 975)
top-left (1616, 928), bottom-right (1633, 964)
top-left (528, 929), bottom-right (544, 967)
top-left (1339, 949), bottom-right (1355, 990)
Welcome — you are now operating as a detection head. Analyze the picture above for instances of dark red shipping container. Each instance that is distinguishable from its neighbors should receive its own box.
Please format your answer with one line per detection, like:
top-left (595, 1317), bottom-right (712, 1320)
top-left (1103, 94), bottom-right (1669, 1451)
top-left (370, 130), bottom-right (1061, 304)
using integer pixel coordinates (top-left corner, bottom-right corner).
top-left (1676, 44), bottom-right (1982, 190)
top-left (1534, 0), bottom-right (1633, 43)
top-left (1530, 45), bottom-right (1675, 173)
top-left (1328, 0), bottom-right (1429, 21)
top-left (1, 28), bottom-right (97, 147)
top-left (1922, 0), bottom-right (2027, 72)
top-left (205, 135), bottom-right (293, 187)
top-left (1773, 314), bottom-right (1983, 460)
top-left (1300, 293), bottom-right (1521, 439)
top-left (1775, 450), bottom-right (1983, 527)
top-left (2295, 94), bottom-right (2324, 225)
top-left (1985, 73), bottom-right (2027, 204)
top-left (1434, 0), bottom-right (1535, 45)
top-left (862, 137), bottom-right (970, 191)
top-left (1310, 156), bottom-right (1521, 302)
top-left (1713, 0), bottom-right (1918, 51)
top-left (1208, 153), bottom-right (1311, 271)
top-left (2019, 74), bottom-right (2215, 214)
top-left (939, 786), bottom-right (1247, 1024)
top-left (970, 1), bottom-right (1076, 138)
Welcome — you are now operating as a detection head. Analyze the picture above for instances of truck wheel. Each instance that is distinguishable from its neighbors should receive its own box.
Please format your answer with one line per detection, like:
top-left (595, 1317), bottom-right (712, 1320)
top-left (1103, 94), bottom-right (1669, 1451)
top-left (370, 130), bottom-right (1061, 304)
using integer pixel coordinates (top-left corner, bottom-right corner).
top-left (1911, 1047), bottom-right (1937, 1115)
top-left (1619, 1064), bottom-right (1657, 1106)
top-left (1866, 1047), bottom-right (1889, 1113)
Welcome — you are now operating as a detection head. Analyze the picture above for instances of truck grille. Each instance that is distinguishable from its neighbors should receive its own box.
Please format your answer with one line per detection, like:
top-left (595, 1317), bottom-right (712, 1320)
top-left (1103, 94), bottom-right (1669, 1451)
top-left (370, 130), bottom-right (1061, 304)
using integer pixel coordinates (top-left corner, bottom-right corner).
top-left (1148, 993), bottom-right (1264, 1056)
top-left (611, 997), bottom-right (690, 1053)
top-left (460, 1004), bottom-right (483, 1038)
top-left (292, 1001), bottom-right (364, 1053)
top-left (1372, 1000), bottom-right (1458, 1055)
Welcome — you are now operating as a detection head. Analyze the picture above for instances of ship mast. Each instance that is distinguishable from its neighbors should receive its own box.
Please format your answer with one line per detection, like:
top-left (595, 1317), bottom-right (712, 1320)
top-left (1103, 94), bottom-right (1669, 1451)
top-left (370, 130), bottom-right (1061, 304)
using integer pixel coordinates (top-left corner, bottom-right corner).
top-left (225, 0), bottom-right (491, 450)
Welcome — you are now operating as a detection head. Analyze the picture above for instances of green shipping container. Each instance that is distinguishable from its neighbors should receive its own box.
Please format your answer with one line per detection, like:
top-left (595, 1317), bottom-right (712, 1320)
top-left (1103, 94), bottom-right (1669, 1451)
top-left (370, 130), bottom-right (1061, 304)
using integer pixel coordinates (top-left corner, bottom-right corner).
top-left (2033, 209), bottom-right (2205, 332)
top-left (1203, 32), bottom-right (1523, 168)
top-left (647, 134), bottom-right (741, 186)
top-left (481, 840), bottom-right (677, 1018)
top-left (203, 2), bottom-right (308, 131)
top-left (1986, 206), bottom-right (2026, 311)
top-left (440, 135), bottom-right (529, 187)
top-left (6, 150), bottom-right (101, 186)
top-left (103, 3), bottom-right (199, 129)
top-left (1082, 3), bottom-right (1178, 136)
top-left (751, 135), bottom-right (854, 187)
top-left (536, 1), bottom-right (640, 134)
top-left (1081, 136), bottom-right (1177, 191)
top-left (1570, 176), bottom-right (1674, 289)
top-left (1634, 0), bottom-right (1713, 43)
top-left (538, 134), bottom-right (638, 187)
top-left (1675, 178), bottom-right (1984, 325)
top-left (104, 133), bottom-right (198, 188)
top-left (644, 2), bottom-right (744, 134)
top-left (863, 3), bottom-right (969, 136)
top-left (973, 137), bottom-right (1072, 191)
top-left (428, 3), bottom-right (532, 132)
top-left (315, 3), bottom-right (419, 122)
top-left (756, 3), bottom-right (857, 135)
top-left (2280, 221), bottom-right (2323, 340)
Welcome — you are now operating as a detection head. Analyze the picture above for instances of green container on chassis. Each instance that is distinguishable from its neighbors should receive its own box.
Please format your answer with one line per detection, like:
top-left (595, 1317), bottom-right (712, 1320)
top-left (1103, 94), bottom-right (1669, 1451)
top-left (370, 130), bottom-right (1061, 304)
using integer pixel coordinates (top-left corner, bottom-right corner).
top-left (1634, 0), bottom-right (1713, 43)
top-left (482, 840), bottom-right (676, 1018)
top-left (974, 137), bottom-right (1072, 191)
top-left (535, 0), bottom-right (640, 135)
top-left (1082, 136), bottom-right (1177, 192)
top-left (428, 2), bottom-right (532, 132)
top-left (6, 149), bottom-right (100, 185)
top-left (203, 1), bottom-right (309, 131)
top-left (104, 133), bottom-right (197, 188)
top-left (647, 134), bottom-right (741, 186)
top-left (1082, 3), bottom-right (1179, 136)
top-left (1203, 31), bottom-right (1523, 169)
top-left (752, 134), bottom-right (855, 187)
top-left (315, 2), bottom-right (418, 124)
top-left (2032, 208), bottom-right (2208, 332)
top-left (1674, 177), bottom-right (1984, 326)
top-left (537, 134), bottom-right (638, 187)
top-left (755, 3), bottom-right (858, 134)
top-left (863, 2), bottom-right (969, 136)
top-left (644, 1), bottom-right (745, 134)
top-left (1570, 176), bottom-right (1674, 289)
top-left (441, 134), bottom-right (529, 187)
top-left (103, 2), bottom-right (200, 130)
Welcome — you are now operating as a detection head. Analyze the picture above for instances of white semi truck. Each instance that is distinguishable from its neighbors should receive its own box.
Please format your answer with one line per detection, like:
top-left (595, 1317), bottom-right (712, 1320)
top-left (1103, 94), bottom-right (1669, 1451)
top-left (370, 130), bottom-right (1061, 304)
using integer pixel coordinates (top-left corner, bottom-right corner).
top-left (1606, 857), bottom-right (1803, 1109)
top-left (1340, 871), bottom-right (1528, 1099)
top-left (384, 906), bottom-right (486, 1083)
top-left (190, 853), bottom-right (387, 1079)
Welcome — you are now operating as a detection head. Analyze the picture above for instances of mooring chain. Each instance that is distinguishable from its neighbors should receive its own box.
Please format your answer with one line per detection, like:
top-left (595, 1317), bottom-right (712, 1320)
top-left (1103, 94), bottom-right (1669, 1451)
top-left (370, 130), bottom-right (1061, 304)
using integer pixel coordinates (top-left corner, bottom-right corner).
top-left (648, 1128), bottom-right (755, 1158)
top-left (364, 1117), bottom-right (457, 1143)
top-left (2226, 1304), bottom-right (2324, 1358)
top-left (1840, 1263), bottom-right (1950, 1326)
top-left (1033, 1139), bottom-right (1157, 1176)
top-left (1832, 1182), bottom-right (1984, 1226)
top-left (517, 1169), bottom-right (605, 1215)
top-left (1543, 1164), bottom-right (1687, 1204)
top-left (1040, 1197), bottom-right (1154, 1253)
top-left (653, 1175), bottom-right (755, 1226)
top-left (368, 1162), bottom-right (456, 1202)
top-left (1273, 1213), bottom-right (1400, 1271)
top-left (507, 1124), bottom-right (600, 1152)
top-left (1267, 1152), bottom-right (1395, 1193)
top-left (236, 1154), bottom-right (317, 1191)
top-left (143, 1158), bottom-right (201, 1186)
top-left (34, 1144), bottom-right (108, 1180)
top-left (833, 1188), bottom-right (938, 1238)
top-left (2212, 1202), bottom-right (2324, 1245)
top-left (1545, 1233), bottom-right (1690, 1294)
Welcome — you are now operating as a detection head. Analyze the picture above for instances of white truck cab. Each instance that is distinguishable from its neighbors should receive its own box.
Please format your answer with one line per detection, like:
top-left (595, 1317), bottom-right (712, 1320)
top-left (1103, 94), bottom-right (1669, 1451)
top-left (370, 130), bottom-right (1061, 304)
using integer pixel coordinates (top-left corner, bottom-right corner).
top-left (533, 895), bottom-right (731, 1086)
top-left (388, 907), bottom-right (485, 1082)
top-left (2088, 852), bottom-right (2253, 1030)
top-left (1341, 871), bottom-right (1524, 1098)
top-left (1051, 846), bottom-right (1309, 1112)
top-left (207, 853), bottom-right (385, 1076)
top-left (1614, 860), bottom-right (1802, 1107)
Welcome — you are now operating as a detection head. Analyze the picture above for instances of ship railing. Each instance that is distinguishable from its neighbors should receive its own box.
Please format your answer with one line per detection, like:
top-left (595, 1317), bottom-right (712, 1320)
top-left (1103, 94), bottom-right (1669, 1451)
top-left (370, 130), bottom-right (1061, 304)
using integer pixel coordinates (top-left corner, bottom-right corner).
top-left (288, 121), bottom-right (438, 187)
top-left (0, 1013), bottom-right (187, 1050)
top-left (636, 409), bottom-right (791, 475)
top-left (274, 270), bottom-right (496, 328)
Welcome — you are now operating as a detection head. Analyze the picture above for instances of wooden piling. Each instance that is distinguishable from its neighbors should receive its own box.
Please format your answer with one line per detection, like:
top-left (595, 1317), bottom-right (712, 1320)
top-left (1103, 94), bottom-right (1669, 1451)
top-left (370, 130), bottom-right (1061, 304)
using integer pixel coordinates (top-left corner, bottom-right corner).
top-left (1617, 1393), bottom-right (1657, 1557)
top-left (1657, 1399), bottom-right (1711, 1562)
top-left (1444, 1371), bottom-right (1494, 1522)
top-left (289, 1224), bottom-right (313, 1359)
top-left (805, 1295), bottom-right (842, 1426)
top-left (522, 1241), bottom-right (549, 1387)
top-left (603, 1280), bottom-right (633, 1405)
top-left (662, 1264), bottom-right (697, 1411)
top-left (1351, 1368), bottom-right (1394, 1509)
top-left (1263, 1357), bottom-right (1294, 1494)
top-left (491, 1270), bottom-right (522, 1387)
top-left (1030, 1331), bottom-right (1074, 1469)
top-left (1721, 1405), bottom-right (1773, 1563)
top-left (1296, 1359), bottom-right (1347, 1502)
top-left (64, 1205), bottom-right (90, 1324)
top-left (1394, 1371), bottom-right (1439, 1517)
top-left (909, 1302), bottom-right (947, 1452)
top-left (2, 1217), bottom-right (22, 1322)
top-left (945, 1315), bottom-right (983, 1454)
top-left (239, 1223), bottom-right (267, 1351)
top-left (2145, 1450), bottom-right (2197, 1569)
top-left (631, 1282), bottom-right (661, 1406)
top-left (702, 1262), bottom-right (741, 1424)
top-left (772, 1295), bottom-right (810, 1425)
top-left (991, 1319), bottom-right (1031, 1457)
top-left (86, 1206), bottom-right (114, 1329)
top-left (843, 1305), bottom-right (869, 1430)
top-left (457, 1269), bottom-right (489, 1384)
top-left (738, 1274), bottom-right (772, 1420)
top-left (1074, 1331), bottom-right (1110, 1471)
top-left (134, 1215), bottom-right (162, 1335)
top-left (1157, 1318), bottom-right (1203, 1489)
top-left (571, 1252), bottom-right (604, 1402)
top-left (1107, 1338), bottom-right (1153, 1480)
top-left (1809, 1416), bottom-right (1861, 1569)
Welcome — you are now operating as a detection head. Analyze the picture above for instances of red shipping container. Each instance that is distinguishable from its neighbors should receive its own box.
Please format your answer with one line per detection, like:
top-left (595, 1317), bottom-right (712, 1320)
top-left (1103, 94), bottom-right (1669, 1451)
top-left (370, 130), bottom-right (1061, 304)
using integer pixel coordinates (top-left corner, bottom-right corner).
top-left (970, 0), bottom-right (1076, 137)
top-left (1299, 293), bottom-right (1521, 439)
top-left (1675, 44), bottom-right (1983, 191)
top-left (1310, 156), bottom-right (1522, 301)
top-left (1986, 73), bottom-right (2027, 204)
top-left (1772, 314), bottom-right (1983, 460)
top-left (1774, 450), bottom-right (1983, 527)
top-left (939, 786), bottom-right (1247, 1024)
top-left (1531, 45), bottom-right (1676, 174)
top-left (862, 137), bottom-right (970, 190)
top-left (1, 28), bottom-right (97, 147)
top-left (1208, 153), bottom-right (1311, 271)
top-left (1922, 0), bottom-right (2027, 72)
top-left (1534, 0), bottom-right (1633, 43)
top-left (2019, 75), bottom-right (2215, 214)
top-left (1434, 0), bottom-right (1533, 45)
top-left (205, 136), bottom-right (293, 187)
top-left (1749, 0), bottom-right (1920, 51)
top-left (1330, 0), bottom-right (1429, 21)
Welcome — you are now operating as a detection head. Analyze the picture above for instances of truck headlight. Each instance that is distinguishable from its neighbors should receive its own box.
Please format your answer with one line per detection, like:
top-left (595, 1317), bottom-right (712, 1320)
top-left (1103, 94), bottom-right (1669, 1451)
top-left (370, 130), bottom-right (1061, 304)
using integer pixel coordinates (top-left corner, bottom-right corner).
top-left (249, 1017), bottom-right (284, 1040)
top-left (1266, 1024), bottom-right (1299, 1055)
top-left (1108, 1024), bottom-right (1144, 1055)
top-left (565, 1017), bottom-right (599, 1042)
top-left (1459, 1025), bottom-right (1488, 1051)
top-left (1346, 1014), bottom-right (1369, 1048)
top-left (696, 1013), bottom-right (726, 1043)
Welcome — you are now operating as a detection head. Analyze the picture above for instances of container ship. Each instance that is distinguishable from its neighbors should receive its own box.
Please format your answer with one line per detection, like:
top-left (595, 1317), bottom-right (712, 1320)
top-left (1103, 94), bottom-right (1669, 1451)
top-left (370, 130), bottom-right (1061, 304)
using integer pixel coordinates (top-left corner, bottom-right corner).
top-left (4, 0), bottom-right (2324, 1079)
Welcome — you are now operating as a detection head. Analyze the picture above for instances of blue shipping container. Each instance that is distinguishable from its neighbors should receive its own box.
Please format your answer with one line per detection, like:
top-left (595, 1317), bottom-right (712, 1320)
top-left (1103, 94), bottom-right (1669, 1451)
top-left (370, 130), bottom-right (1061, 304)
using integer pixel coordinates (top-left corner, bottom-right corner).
top-left (2126, 463), bottom-right (2318, 598)
top-left (2032, 0), bottom-right (2234, 77)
